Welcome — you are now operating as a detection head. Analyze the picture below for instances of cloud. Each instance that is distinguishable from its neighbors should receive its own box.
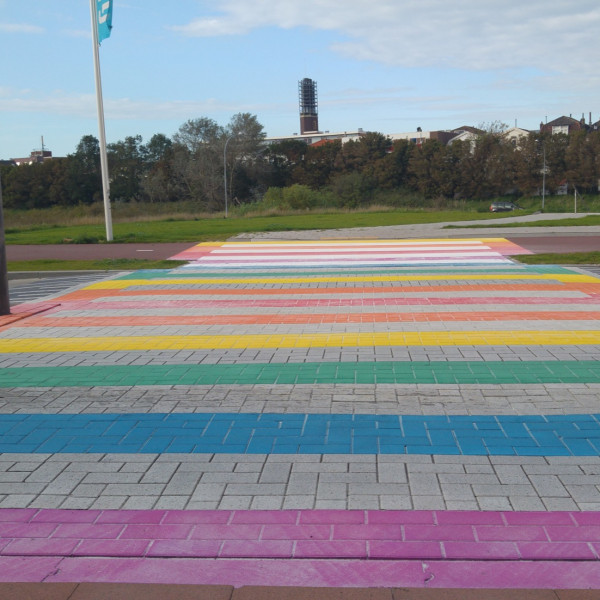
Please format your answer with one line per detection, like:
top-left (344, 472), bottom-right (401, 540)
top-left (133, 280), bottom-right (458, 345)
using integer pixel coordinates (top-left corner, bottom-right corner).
top-left (0, 22), bottom-right (44, 33)
top-left (62, 29), bottom-right (91, 39)
top-left (0, 90), bottom-right (280, 121)
top-left (170, 0), bottom-right (600, 76)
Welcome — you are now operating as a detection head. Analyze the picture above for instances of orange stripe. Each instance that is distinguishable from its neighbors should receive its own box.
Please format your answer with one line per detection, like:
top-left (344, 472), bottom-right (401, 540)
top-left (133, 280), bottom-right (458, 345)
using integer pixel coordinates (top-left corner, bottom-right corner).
top-left (15, 311), bottom-right (600, 327)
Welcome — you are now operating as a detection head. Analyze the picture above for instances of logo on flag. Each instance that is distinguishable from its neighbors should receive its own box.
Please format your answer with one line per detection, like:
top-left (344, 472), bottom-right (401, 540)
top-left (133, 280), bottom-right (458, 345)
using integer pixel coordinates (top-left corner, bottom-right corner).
top-left (97, 0), bottom-right (113, 43)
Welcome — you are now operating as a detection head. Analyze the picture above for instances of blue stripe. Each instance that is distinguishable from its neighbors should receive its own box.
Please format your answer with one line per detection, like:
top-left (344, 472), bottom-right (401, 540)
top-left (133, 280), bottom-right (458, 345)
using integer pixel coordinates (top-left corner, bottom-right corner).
top-left (1, 413), bottom-right (600, 456)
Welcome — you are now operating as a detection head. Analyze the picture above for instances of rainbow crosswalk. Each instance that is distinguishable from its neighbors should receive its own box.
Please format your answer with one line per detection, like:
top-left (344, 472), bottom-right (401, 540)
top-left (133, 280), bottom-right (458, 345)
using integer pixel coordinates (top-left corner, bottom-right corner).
top-left (2, 238), bottom-right (600, 590)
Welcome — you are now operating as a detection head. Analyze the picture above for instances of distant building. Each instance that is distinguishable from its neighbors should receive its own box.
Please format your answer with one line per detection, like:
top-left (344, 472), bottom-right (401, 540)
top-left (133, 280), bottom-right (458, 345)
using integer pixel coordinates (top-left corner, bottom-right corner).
top-left (503, 127), bottom-right (531, 148)
top-left (540, 116), bottom-right (587, 135)
top-left (11, 149), bottom-right (53, 166)
top-left (299, 78), bottom-right (319, 135)
top-left (265, 130), bottom-right (366, 146)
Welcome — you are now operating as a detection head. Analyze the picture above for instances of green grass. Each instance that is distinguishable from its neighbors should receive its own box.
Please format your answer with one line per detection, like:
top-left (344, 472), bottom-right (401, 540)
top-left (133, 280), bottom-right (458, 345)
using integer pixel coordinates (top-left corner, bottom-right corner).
top-left (516, 252), bottom-right (600, 265)
top-left (4, 210), bottom-right (511, 245)
top-left (448, 214), bottom-right (600, 229)
top-left (7, 259), bottom-right (187, 272)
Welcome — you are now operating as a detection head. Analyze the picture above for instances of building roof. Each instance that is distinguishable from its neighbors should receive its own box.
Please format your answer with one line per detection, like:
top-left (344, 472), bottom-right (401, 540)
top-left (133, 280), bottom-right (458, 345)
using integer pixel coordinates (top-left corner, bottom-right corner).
top-left (545, 116), bottom-right (582, 127)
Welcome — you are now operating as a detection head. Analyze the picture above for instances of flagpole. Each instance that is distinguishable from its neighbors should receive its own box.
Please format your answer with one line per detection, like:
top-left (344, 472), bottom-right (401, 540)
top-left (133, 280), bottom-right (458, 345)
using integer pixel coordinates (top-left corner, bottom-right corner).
top-left (89, 0), bottom-right (113, 242)
top-left (0, 173), bottom-right (10, 316)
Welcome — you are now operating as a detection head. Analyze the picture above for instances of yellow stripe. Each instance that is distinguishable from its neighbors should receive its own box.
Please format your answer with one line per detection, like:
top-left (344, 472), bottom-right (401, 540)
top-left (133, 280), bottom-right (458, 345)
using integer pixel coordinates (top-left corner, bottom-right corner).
top-left (3, 330), bottom-right (600, 353)
top-left (84, 273), bottom-right (600, 290)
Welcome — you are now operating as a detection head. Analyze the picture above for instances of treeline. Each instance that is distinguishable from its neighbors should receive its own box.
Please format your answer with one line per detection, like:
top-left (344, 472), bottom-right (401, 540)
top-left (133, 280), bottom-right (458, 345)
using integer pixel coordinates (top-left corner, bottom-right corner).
top-left (2, 115), bottom-right (600, 211)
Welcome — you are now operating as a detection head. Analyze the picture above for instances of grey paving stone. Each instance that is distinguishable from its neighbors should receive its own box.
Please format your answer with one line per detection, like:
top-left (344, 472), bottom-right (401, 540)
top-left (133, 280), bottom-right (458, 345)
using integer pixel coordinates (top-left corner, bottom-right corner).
top-left (282, 495), bottom-right (315, 509)
top-left (379, 495), bottom-right (413, 510)
top-left (477, 496), bottom-right (513, 510)
top-left (0, 494), bottom-right (37, 508)
top-left (250, 495), bottom-right (284, 509)
top-left (259, 463), bottom-right (292, 483)
top-left (408, 473), bottom-right (441, 495)
top-left (510, 496), bottom-right (547, 511)
top-left (71, 483), bottom-right (107, 497)
top-left (286, 472), bottom-right (318, 495)
top-left (412, 495), bottom-right (446, 510)
top-left (153, 496), bottom-right (189, 510)
top-left (218, 496), bottom-right (252, 510)
top-left (122, 496), bottom-right (159, 510)
top-left (89, 496), bottom-right (127, 510)
top-left (316, 482), bottom-right (347, 500)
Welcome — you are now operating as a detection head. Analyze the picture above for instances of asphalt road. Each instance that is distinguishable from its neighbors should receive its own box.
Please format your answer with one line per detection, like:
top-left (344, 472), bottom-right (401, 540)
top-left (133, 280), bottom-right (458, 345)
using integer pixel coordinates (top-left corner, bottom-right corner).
top-left (6, 273), bottom-right (118, 307)
top-left (5, 236), bottom-right (600, 263)
top-left (6, 242), bottom-right (194, 262)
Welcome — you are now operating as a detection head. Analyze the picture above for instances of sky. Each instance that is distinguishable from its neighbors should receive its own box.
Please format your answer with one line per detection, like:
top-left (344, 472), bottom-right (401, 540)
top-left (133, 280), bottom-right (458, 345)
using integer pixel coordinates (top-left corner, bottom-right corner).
top-left (1, 0), bottom-right (599, 158)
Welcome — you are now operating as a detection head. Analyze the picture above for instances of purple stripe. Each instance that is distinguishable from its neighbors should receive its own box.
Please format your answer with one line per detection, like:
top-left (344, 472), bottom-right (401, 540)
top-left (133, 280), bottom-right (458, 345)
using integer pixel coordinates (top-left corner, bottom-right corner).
top-left (3, 557), bottom-right (600, 589)
top-left (2, 508), bottom-right (598, 562)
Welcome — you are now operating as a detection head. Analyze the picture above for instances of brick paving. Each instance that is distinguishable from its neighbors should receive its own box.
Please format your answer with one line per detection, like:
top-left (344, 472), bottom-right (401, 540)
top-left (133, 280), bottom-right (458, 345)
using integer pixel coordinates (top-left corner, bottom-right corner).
top-left (1, 237), bottom-right (600, 593)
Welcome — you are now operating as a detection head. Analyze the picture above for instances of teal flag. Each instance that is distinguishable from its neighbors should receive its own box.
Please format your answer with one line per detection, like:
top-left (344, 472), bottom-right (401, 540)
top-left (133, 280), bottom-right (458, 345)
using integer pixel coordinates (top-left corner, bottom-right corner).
top-left (97, 0), bottom-right (113, 43)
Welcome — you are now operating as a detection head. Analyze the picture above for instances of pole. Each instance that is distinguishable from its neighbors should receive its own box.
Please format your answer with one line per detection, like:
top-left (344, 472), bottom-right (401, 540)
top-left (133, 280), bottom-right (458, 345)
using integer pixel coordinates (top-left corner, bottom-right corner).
top-left (223, 135), bottom-right (234, 219)
top-left (89, 0), bottom-right (113, 241)
top-left (0, 173), bottom-right (10, 315)
top-left (542, 146), bottom-right (546, 212)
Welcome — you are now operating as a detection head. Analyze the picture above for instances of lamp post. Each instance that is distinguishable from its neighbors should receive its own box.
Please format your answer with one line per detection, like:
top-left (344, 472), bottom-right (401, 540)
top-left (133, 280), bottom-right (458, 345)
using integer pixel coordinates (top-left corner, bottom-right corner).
top-left (0, 172), bottom-right (10, 315)
top-left (542, 146), bottom-right (546, 212)
top-left (223, 134), bottom-right (236, 219)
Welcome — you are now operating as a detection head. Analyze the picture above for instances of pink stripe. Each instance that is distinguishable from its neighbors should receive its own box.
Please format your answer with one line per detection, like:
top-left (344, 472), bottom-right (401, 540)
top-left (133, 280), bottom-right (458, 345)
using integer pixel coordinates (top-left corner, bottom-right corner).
top-left (76, 295), bottom-right (600, 309)
top-left (1, 557), bottom-right (599, 588)
top-left (206, 250), bottom-right (499, 257)
top-left (198, 256), bottom-right (504, 263)
top-left (1, 508), bottom-right (597, 562)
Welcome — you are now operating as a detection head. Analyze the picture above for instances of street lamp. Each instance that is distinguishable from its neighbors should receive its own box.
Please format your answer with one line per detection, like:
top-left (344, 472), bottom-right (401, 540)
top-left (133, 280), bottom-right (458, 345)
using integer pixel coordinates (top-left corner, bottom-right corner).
top-left (541, 145), bottom-right (548, 212)
top-left (0, 173), bottom-right (10, 315)
top-left (223, 134), bottom-right (237, 219)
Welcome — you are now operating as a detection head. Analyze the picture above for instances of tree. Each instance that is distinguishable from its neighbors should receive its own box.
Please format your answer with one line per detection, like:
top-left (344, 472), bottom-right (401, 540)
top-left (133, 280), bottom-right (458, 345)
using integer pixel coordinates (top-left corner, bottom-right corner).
top-left (173, 118), bottom-right (223, 153)
top-left (171, 118), bottom-right (225, 209)
top-left (265, 139), bottom-right (308, 188)
top-left (565, 130), bottom-right (600, 193)
top-left (513, 133), bottom-right (544, 196)
top-left (140, 134), bottom-right (175, 203)
top-left (144, 133), bottom-right (172, 165)
top-left (66, 135), bottom-right (102, 204)
top-left (408, 140), bottom-right (448, 197)
top-left (456, 132), bottom-right (514, 199)
top-left (293, 140), bottom-right (341, 188)
top-left (372, 139), bottom-right (414, 190)
top-left (224, 113), bottom-right (267, 205)
top-left (107, 135), bottom-right (146, 202)
top-left (335, 132), bottom-right (390, 176)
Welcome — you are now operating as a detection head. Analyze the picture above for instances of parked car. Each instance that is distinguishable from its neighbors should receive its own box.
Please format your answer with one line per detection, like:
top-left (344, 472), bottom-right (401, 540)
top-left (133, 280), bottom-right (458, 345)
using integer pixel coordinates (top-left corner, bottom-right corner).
top-left (489, 201), bottom-right (522, 212)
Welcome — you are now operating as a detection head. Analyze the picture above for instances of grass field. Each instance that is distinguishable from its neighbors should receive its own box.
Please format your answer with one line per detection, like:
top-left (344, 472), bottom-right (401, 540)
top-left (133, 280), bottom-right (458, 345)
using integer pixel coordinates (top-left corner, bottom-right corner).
top-left (452, 214), bottom-right (600, 229)
top-left (4, 209), bottom-right (514, 245)
top-left (516, 252), bottom-right (600, 265)
top-left (7, 259), bottom-right (187, 272)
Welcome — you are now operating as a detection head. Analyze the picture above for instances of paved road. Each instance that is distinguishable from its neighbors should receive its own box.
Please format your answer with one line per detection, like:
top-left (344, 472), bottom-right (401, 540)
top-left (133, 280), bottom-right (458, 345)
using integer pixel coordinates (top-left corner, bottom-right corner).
top-left (2, 235), bottom-right (600, 593)
top-left (6, 242), bottom-right (193, 262)
top-left (8, 273), bottom-right (116, 307)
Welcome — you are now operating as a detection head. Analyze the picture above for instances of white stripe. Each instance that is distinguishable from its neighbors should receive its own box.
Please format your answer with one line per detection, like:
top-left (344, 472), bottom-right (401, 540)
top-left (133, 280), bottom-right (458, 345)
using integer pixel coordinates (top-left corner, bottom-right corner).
top-left (212, 245), bottom-right (493, 255)
top-left (186, 258), bottom-right (512, 267)
top-left (219, 240), bottom-right (487, 248)
top-left (200, 251), bottom-right (503, 262)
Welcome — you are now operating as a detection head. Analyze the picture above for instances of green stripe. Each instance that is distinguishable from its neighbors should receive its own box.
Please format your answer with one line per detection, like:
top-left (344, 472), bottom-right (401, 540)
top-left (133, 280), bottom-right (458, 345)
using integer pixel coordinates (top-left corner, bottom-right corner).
top-left (121, 265), bottom-right (570, 280)
top-left (1, 360), bottom-right (599, 387)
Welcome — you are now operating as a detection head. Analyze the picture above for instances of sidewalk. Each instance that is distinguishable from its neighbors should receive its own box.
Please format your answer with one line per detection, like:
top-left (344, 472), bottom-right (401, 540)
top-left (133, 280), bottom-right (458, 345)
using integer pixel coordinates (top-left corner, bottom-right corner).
top-left (1, 236), bottom-right (600, 593)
